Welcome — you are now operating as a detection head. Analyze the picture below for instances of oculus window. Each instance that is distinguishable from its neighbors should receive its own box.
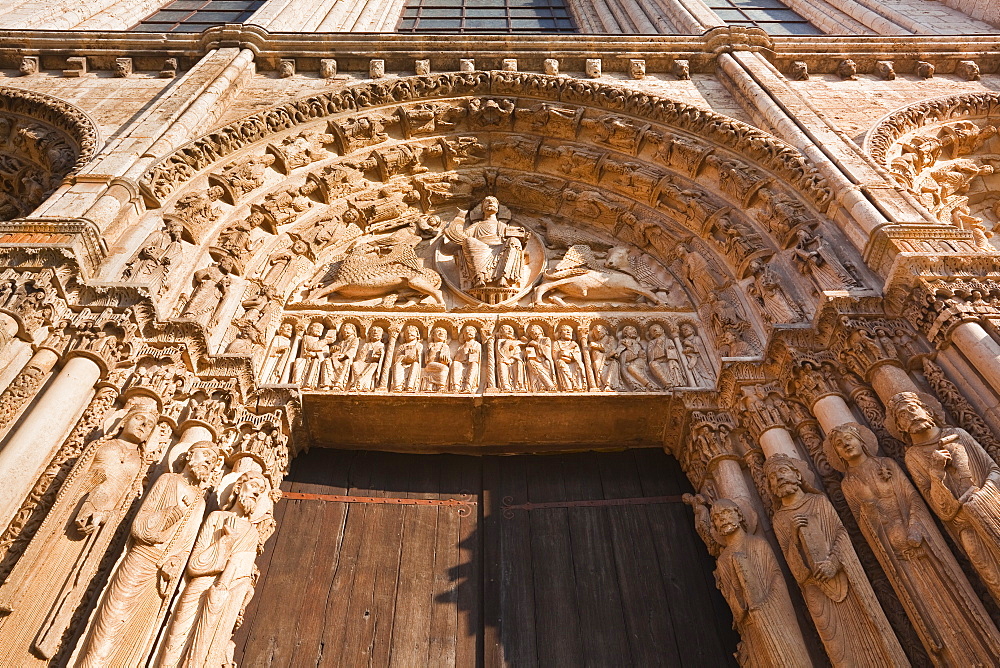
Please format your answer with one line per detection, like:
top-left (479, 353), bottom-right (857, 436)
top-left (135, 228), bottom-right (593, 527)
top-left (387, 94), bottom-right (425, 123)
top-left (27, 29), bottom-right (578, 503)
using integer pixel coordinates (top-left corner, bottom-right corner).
top-left (135, 0), bottom-right (265, 32)
top-left (705, 0), bottom-right (822, 34)
top-left (397, 0), bottom-right (576, 33)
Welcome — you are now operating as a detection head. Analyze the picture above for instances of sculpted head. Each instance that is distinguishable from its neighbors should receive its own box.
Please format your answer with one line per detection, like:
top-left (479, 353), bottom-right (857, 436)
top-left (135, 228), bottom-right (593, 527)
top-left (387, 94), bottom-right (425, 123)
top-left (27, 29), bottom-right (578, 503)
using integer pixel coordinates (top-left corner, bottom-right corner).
top-left (307, 321), bottom-right (324, 337)
top-left (529, 324), bottom-right (544, 339)
top-left (648, 323), bottom-right (664, 339)
top-left (341, 323), bottom-right (358, 339)
top-left (404, 324), bottom-right (420, 341)
top-left (229, 470), bottom-right (268, 516)
top-left (432, 326), bottom-right (448, 342)
top-left (558, 324), bottom-right (573, 340)
top-left (887, 392), bottom-right (938, 440)
top-left (368, 325), bottom-right (384, 342)
top-left (118, 402), bottom-right (159, 444)
top-left (166, 219), bottom-right (185, 241)
top-left (622, 325), bottom-right (638, 339)
top-left (278, 322), bottom-right (293, 338)
top-left (710, 499), bottom-right (746, 539)
top-left (592, 324), bottom-right (608, 339)
top-left (500, 324), bottom-right (515, 339)
top-left (824, 422), bottom-right (877, 472)
top-left (679, 322), bottom-right (696, 337)
top-left (481, 196), bottom-right (499, 216)
top-left (763, 454), bottom-right (804, 500)
top-left (181, 440), bottom-right (223, 485)
top-left (461, 325), bottom-right (478, 342)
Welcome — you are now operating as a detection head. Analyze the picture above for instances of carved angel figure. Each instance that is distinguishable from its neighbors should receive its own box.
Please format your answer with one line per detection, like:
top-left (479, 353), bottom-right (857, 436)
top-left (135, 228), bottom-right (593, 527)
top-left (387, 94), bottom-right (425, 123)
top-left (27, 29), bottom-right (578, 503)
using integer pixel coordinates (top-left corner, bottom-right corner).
top-left (764, 454), bottom-right (909, 667)
top-left (747, 259), bottom-right (803, 324)
top-left (792, 229), bottom-right (858, 291)
top-left (824, 423), bottom-right (1000, 665)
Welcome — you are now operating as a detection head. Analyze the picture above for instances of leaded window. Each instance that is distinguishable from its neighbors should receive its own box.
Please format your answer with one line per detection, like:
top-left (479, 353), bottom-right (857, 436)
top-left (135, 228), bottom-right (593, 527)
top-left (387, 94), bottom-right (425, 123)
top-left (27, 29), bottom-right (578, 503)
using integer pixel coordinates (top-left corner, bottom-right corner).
top-left (397, 0), bottom-right (576, 33)
top-left (135, 0), bottom-right (265, 32)
top-left (705, 0), bottom-right (822, 35)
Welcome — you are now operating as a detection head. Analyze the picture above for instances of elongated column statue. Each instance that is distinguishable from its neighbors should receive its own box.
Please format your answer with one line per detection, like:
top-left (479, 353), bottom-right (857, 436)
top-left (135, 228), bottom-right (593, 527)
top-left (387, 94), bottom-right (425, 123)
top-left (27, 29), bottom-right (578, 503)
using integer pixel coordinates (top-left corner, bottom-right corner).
top-left (76, 440), bottom-right (224, 667)
top-left (887, 391), bottom-right (1000, 602)
top-left (824, 423), bottom-right (1000, 665)
top-left (686, 495), bottom-right (813, 668)
top-left (0, 394), bottom-right (161, 664)
top-left (156, 470), bottom-right (272, 667)
top-left (763, 454), bottom-right (909, 667)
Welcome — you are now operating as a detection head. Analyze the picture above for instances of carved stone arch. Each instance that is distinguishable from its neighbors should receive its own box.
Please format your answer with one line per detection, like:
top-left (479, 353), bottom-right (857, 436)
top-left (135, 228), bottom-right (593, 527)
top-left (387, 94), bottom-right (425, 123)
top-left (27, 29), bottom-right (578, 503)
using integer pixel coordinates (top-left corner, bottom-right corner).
top-left (132, 72), bottom-right (860, 408)
top-left (865, 92), bottom-right (1000, 248)
top-left (0, 87), bottom-right (100, 221)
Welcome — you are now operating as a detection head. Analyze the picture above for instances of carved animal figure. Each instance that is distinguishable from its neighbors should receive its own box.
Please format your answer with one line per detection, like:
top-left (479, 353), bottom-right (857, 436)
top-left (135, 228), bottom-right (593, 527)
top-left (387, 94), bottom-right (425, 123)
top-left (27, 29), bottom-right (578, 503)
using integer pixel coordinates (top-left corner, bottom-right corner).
top-left (534, 245), bottom-right (664, 306)
top-left (307, 234), bottom-right (445, 306)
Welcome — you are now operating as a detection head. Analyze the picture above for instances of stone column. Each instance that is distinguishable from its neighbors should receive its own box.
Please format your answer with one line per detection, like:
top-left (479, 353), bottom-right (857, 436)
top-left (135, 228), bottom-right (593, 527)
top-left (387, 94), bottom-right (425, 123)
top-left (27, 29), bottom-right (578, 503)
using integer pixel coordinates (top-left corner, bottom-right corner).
top-left (757, 426), bottom-right (800, 458)
top-left (0, 353), bottom-right (102, 528)
top-left (949, 320), bottom-right (1000, 397)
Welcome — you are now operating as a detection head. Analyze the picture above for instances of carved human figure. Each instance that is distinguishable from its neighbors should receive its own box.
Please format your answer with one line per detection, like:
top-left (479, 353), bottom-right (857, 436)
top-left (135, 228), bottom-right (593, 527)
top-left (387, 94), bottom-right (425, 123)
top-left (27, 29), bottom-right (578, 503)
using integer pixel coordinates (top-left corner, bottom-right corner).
top-left (392, 325), bottom-right (424, 392)
top-left (450, 325), bottom-right (482, 393)
top-left (588, 324), bottom-right (622, 391)
top-left (78, 441), bottom-right (224, 668)
top-left (646, 323), bottom-right (683, 388)
top-left (496, 324), bottom-right (525, 392)
top-left (552, 324), bottom-right (586, 391)
top-left (292, 321), bottom-right (329, 388)
top-left (747, 259), bottom-right (802, 324)
top-left (156, 471), bottom-right (271, 668)
top-left (122, 219), bottom-right (183, 295)
top-left (263, 322), bottom-right (293, 383)
top-left (674, 243), bottom-right (718, 301)
top-left (764, 454), bottom-right (909, 667)
top-left (0, 398), bottom-right (160, 661)
top-left (888, 391), bottom-right (1000, 602)
top-left (449, 196), bottom-right (527, 291)
top-left (422, 326), bottom-right (452, 392)
top-left (351, 326), bottom-right (385, 391)
top-left (615, 325), bottom-right (655, 391)
top-left (792, 229), bottom-right (858, 291)
top-left (321, 323), bottom-right (359, 390)
top-left (524, 324), bottom-right (556, 391)
top-left (825, 423), bottom-right (1000, 665)
top-left (686, 496), bottom-right (812, 668)
top-left (179, 257), bottom-right (235, 329)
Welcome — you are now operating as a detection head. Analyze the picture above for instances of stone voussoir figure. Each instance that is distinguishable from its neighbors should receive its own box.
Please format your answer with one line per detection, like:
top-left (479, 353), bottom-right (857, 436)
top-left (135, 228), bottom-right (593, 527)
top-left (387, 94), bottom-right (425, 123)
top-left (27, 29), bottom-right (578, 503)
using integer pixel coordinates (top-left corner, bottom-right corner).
top-left (77, 440), bottom-right (225, 668)
top-left (824, 422), bottom-right (1000, 666)
top-left (887, 391), bottom-right (1000, 603)
top-left (685, 494), bottom-right (813, 668)
top-left (763, 453), bottom-right (909, 667)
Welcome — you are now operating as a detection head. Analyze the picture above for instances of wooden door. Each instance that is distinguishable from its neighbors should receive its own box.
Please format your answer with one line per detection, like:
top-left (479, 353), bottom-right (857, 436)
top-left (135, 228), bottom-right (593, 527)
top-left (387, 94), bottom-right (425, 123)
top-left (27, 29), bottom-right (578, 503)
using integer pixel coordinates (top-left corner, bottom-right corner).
top-left (234, 449), bottom-right (737, 667)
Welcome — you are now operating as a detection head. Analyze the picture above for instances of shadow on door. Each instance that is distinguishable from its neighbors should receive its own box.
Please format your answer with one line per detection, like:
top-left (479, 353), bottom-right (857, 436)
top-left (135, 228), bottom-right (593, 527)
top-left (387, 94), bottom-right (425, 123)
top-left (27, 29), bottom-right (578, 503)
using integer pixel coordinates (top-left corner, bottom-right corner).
top-left (234, 448), bottom-right (738, 667)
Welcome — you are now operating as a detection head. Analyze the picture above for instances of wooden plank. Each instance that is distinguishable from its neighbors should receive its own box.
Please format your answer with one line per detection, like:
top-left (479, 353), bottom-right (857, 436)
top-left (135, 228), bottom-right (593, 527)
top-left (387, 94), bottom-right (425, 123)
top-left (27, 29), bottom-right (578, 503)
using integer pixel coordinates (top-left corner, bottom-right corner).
top-left (496, 455), bottom-right (537, 668)
top-left (366, 453), bottom-right (409, 668)
top-left (318, 451), bottom-right (379, 666)
top-left (526, 454), bottom-right (584, 667)
top-left (481, 456), bottom-right (502, 668)
top-left (598, 451), bottom-right (683, 666)
top-left (559, 453), bottom-right (634, 666)
top-left (427, 457), bottom-right (465, 667)
top-left (286, 450), bottom-right (353, 667)
top-left (456, 455), bottom-right (482, 668)
top-left (388, 454), bottom-right (441, 667)
top-left (237, 455), bottom-right (331, 667)
top-left (633, 450), bottom-right (739, 666)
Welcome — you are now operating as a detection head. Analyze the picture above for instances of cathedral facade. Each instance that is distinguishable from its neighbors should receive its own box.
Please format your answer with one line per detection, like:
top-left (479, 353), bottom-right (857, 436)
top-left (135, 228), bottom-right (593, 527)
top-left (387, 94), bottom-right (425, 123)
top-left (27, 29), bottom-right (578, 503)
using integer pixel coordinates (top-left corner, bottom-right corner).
top-left (0, 0), bottom-right (997, 665)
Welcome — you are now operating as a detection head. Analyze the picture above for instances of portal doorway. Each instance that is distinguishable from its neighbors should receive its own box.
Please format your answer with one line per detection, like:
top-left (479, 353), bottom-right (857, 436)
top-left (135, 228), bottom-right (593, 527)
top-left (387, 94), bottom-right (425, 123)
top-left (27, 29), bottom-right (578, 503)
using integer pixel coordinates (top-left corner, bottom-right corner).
top-left (233, 448), bottom-right (737, 667)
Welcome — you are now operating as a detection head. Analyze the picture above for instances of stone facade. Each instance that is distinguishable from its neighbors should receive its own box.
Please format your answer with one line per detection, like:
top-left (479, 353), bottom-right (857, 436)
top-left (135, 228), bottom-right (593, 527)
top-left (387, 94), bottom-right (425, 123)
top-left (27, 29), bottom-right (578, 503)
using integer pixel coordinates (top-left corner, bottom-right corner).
top-left (0, 0), bottom-right (996, 665)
